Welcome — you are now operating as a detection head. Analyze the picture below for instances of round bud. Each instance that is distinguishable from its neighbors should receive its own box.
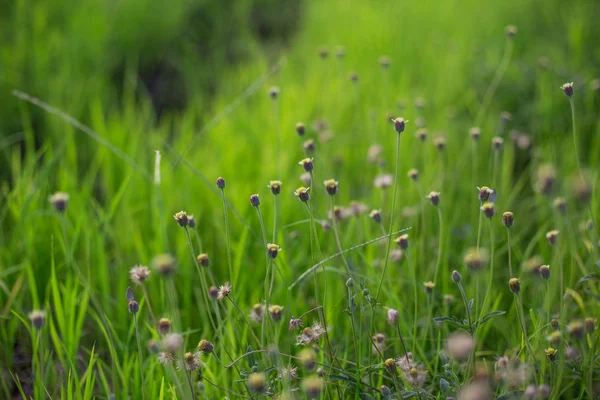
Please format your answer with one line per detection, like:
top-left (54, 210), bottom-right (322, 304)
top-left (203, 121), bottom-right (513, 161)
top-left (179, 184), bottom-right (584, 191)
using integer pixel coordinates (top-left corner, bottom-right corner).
top-left (128, 300), bottom-right (139, 314)
top-left (369, 209), bottom-right (382, 223)
top-left (426, 191), bottom-right (440, 206)
top-left (197, 253), bottom-right (210, 267)
top-left (393, 117), bottom-right (408, 134)
top-left (395, 234), bottom-right (409, 250)
top-left (323, 179), bottom-right (339, 196)
top-left (267, 243), bottom-right (281, 259)
top-left (540, 265), bottom-right (550, 280)
top-left (197, 339), bottom-right (214, 353)
top-left (560, 82), bottom-right (574, 97)
top-left (299, 158), bottom-right (314, 172)
top-left (216, 177), bottom-right (226, 189)
top-left (384, 358), bottom-right (396, 373)
top-left (294, 187), bottom-right (310, 203)
top-left (502, 212), bottom-right (514, 228)
top-left (423, 281), bottom-right (435, 294)
top-left (296, 122), bottom-right (306, 136)
top-left (508, 278), bottom-right (521, 294)
top-left (451, 270), bottom-right (462, 283)
top-left (208, 286), bottom-right (219, 300)
top-left (158, 318), bottom-right (172, 335)
top-left (268, 180), bottom-right (282, 195)
top-left (173, 211), bottom-right (189, 227)
top-left (249, 194), bottom-right (260, 207)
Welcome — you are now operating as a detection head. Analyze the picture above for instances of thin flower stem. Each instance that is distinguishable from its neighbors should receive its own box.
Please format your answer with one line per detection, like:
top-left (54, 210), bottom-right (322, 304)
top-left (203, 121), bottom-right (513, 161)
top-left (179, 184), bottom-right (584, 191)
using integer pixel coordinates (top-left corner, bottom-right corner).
top-left (375, 132), bottom-right (401, 303)
top-left (568, 97), bottom-right (582, 173)
top-left (406, 251), bottom-right (419, 354)
top-left (476, 205), bottom-right (483, 251)
top-left (396, 322), bottom-right (411, 366)
top-left (507, 228), bottom-right (513, 277)
top-left (220, 189), bottom-right (235, 286)
top-left (133, 314), bottom-right (146, 400)
top-left (185, 371), bottom-right (195, 400)
top-left (272, 195), bottom-right (277, 243)
top-left (433, 207), bottom-right (443, 285)
top-left (514, 293), bottom-right (537, 364)
top-left (256, 206), bottom-right (273, 345)
top-left (330, 196), bottom-right (351, 277)
top-left (480, 219), bottom-right (495, 320)
top-left (141, 283), bottom-right (156, 325)
top-left (226, 296), bottom-right (262, 349)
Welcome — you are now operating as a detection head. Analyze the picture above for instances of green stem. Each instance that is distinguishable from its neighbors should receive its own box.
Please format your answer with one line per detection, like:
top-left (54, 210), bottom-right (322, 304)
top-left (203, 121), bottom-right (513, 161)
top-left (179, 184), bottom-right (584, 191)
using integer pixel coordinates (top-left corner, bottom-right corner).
top-left (433, 207), bottom-right (443, 284)
top-left (479, 219), bottom-right (495, 320)
top-left (226, 296), bottom-right (262, 349)
top-left (407, 251), bottom-right (419, 354)
top-left (220, 189), bottom-right (235, 286)
top-left (507, 229), bottom-right (513, 278)
top-left (134, 314), bottom-right (146, 400)
top-left (330, 196), bottom-right (351, 276)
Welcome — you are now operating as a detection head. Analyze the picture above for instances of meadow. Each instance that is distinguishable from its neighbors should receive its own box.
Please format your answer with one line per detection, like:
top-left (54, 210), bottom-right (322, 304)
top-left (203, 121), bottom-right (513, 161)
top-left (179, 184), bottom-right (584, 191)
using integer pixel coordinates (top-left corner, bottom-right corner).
top-left (1, 0), bottom-right (600, 399)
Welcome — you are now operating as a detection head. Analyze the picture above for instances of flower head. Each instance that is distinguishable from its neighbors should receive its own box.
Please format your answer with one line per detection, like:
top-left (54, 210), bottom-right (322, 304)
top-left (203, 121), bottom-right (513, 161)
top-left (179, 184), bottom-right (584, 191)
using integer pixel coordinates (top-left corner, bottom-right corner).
top-left (250, 303), bottom-right (265, 323)
top-left (299, 158), bottom-right (314, 172)
top-left (392, 117), bottom-right (408, 134)
top-left (546, 230), bottom-right (559, 245)
top-left (426, 191), bottom-right (440, 206)
top-left (249, 194), bottom-right (260, 207)
top-left (560, 82), bottom-right (574, 97)
top-left (508, 278), bottom-right (521, 294)
top-left (395, 234), bottom-right (409, 249)
top-left (130, 265), bottom-right (151, 285)
top-left (197, 339), bottom-right (214, 353)
top-left (216, 177), bottom-right (226, 189)
top-left (182, 352), bottom-right (202, 371)
top-left (49, 192), bottom-right (70, 213)
top-left (296, 322), bottom-right (326, 345)
top-left (267, 243), bottom-right (281, 259)
top-left (196, 253), bottom-right (210, 267)
top-left (28, 310), bottom-right (46, 329)
top-left (268, 86), bottom-right (280, 99)
top-left (295, 122), bottom-right (305, 136)
top-left (294, 187), bottom-right (310, 203)
top-left (481, 202), bottom-right (495, 218)
top-left (268, 180), bottom-right (282, 195)
top-left (217, 282), bottom-right (232, 300)
top-left (502, 212), bottom-right (514, 228)
top-left (369, 209), bottom-right (382, 223)
top-left (323, 179), bottom-right (339, 196)
top-left (173, 211), bottom-right (189, 227)
top-left (152, 254), bottom-right (177, 277)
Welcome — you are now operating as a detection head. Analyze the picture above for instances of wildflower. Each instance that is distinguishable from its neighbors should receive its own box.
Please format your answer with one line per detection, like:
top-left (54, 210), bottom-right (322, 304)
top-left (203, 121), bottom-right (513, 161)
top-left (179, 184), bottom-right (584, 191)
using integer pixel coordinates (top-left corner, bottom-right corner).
top-left (317, 367), bottom-right (326, 377)
top-left (451, 270), bottom-right (462, 283)
top-left (481, 202), bottom-right (495, 218)
top-left (505, 25), bottom-right (518, 37)
top-left (158, 318), bottom-right (171, 335)
top-left (369, 209), bottom-right (382, 223)
top-left (300, 172), bottom-right (312, 186)
top-left (298, 348), bottom-right (317, 371)
top-left (380, 385), bottom-right (392, 397)
top-left (477, 186), bottom-right (495, 202)
top-left (392, 117), bottom-right (408, 134)
top-left (384, 358), bottom-right (397, 373)
top-left (147, 340), bottom-right (160, 354)
top-left (193, 254), bottom-right (209, 268)
top-left (492, 137), bottom-right (504, 150)
top-left (249, 194), bottom-right (260, 207)
top-left (551, 319), bottom-right (559, 331)
top-left (368, 144), bottom-right (383, 163)
top-left (302, 376), bottom-right (323, 399)
top-left (372, 333), bottom-right (386, 354)
top-left (266, 243), bottom-right (282, 259)
top-left (303, 139), bottom-right (316, 153)
top-left (426, 191), bottom-right (440, 206)
top-left (28, 310), bottom-right (46, 329)
top-left (158, 351), bottom-right (175, 365)
top-left (567, 320), bottom-right (585, 339)
top-left (279, 365), bottom-right (298, 381)
top-left (217, 282), bottom-right (231, 300)
top-left (447, 332), bottom-right (474, 361)
top-left (545, 230), bottom-right (559, 245)
top-left (395, 234), bottom-right (409, 249)
top-left (407, 168), bottom-right (419, 181)
top-left (524, 255), bottom-right (544, 275)
top-left (585, 317), bottom-right (595, 333)
top-left (540, 265), bottom-right (550, 280)
top-left (152, 254), bottom-right (177, 277)
top-left (387, 308), bottom-right (399, 324)
top-left (571, 173), bottom-right (592, 202)
top-left (390, 249), bottom-right (404, 263)
top-left (197, 339), bottom-right (214, 353)
top-left (374, 174), bottom-right (393, 189)
top-left (299, 158), bottom-right (314, 173)
top-left (538, 384), bottom-right (551, 399)
top-left (164, 333), bottom-right (183, 353)
top-left (405, 365), bottom-right (427, 387)
top-left (318, 47), bottom-right (329, 59)
top-left (173, 211), bottom-right (189, 227)
top-left (464, 248), bottom-right (489, 271)
top-left (295, 122), bottom-right (305, 136)
top-left (423, 281), bottom-right (435, 294)
top-left (444, 294), bottom-right (454, 304)
top-left (250, 304), bottom-right (265, 323)
top-left (470, 127), bottom-right (481, 140)
top-left (269, 305), bottom-right (283, 322)
top-left (268, 86), bottom-right (280, 99)
top-left (49, 192), bottom-right (70, 213)
top-left (289, 317), bottom-right (303, 330)
top-left (294, 187), bottom-right (310, 203)
top-left (535, 164), bottom-right (556, 195)
top-left (183, 352), bottom-right (201, 371)
top-left (553, 197), bottom-right (567, 214)
top-left (323, 179), bottom-right (338, 196)
top-left (508, 278), bottom-right (521, 294)
top-left (379, 56), bottom-right (391, 69)
top-left (208, 286), bottom-right (219, 299)
top-left (268, 180), bottom-right (282, 195)
top-left (416, 128), bottom-right (427, 142)
top-left (128, 300), bottom-right (139, 314)
top-left (546, 331), bottom-right (561, 344)
top-left (130, 265), bottom-right (151, 285)
top-left (248, 372), bottom-right (267, 394)
top-left (216, 177), bottom-right (226, 189)
top-left (296, 322), bottom-right (326, 345)
top-left (523, 384), bottom-right (537, 399)
top-left (434, 136), bottom-right (446, 151)
top-left (187, 215), bottom-right (196, 228)
top-left (502, 212), bottom-right (514, 228)
top-left (545, 348), bottom-right (557, 361)
top-left (560, 82), bottom-right (574, 97)
top-left (566, 346), bottom-right (579, 360)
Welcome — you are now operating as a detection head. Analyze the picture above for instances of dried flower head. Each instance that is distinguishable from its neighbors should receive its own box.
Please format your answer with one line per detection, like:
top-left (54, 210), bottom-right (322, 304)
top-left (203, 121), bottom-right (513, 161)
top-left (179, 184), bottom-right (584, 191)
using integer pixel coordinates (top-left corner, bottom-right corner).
top-left (481, 202), bottom-right (495, 218)
top-left (567, 320), bottom-right (584, 339)
top-left (279, 364), bottom-right (298, 381)
top-left (183, 352), bottom-right (201, 371)
top-left (392, 117), bottom-right (408, 134)
top-left (492, 137), bottom-right (504, 150)
top-left (268, 180), bottom-right (282, 195)
top-left (250, 303), bottom-right (265, 322)
top-left (49, 192), bottom-right (70, 213)
top-left (447, 332), bottom-right (475, 361)
top-left (423, 281), bottom-right (435, 294)
top-left (217, 282), bottom-right (231, 300)
top-left (426, 191), bottom-right (440, 206)
top-left (197, 339), bottom-right (214, 353)
top-left (28, 310), bottom-right (46, 329)
top-left (158, 318), bottom-right (172, 335)
top-left (152, 254), bottom-right (177, 277)
top-left (508, 278), bottom-right (521, 294)
top-left (545, 230), bottom-right (559, 245)
top-left (384, 358), bottom-right (397, 373)
top-left (296, 322), bottom-right (326, 345)
top-left (295, 122), bottom-right (305, 136)
top-left (298, 348), bottom-right (317, 371)
top-left (464, 248), bottom-right (489, 271)
top-left (130, 265), bottom-right (151, 285)
top-left (163, 333), bottom-right (183, 353)
top-left (502, 212), bottom-right (514, 228)
top-left (248, 372), bottom-right (267, 394)
top-left (458, 381), bottom-right (493, 400)
top-left (173, 211), bottom-right (189, 227)
top-left (560, 82), bottom-right (574, 97)
top-left (368, 144), bottom-right (383, 164)
top-left (407, 168), bottom-right (419, 181)
top-left (387, 308), bottom-right (399, 325)
top-left (540, 265), bottom-right (550, 280)
top-left (300, 172), bottom-right (312, 186)
top-left (269, 305), bottom-right (283, 322)
top-left (289, 317), bottom-right (303, 331)
top-left (369, 209), bottom-right (382, 223)
top-left (434, 136), bottom-right (447, 151)
top-left (374, 174), bottom-right (393, 189)
top-left (323, 179), bottom-right (339, 196)
top-left (216, 177), bottom-right (226, 189)
top-left (268, 86), bottom-right (280, 99)
top-left (470, 127), bottom-right (481, 140)
top-left (395, 234), bottom-right (409, 249)
top-left (158, 351), bottom-right (175, 365)
top-left (294, 187), bottom-right (310, 203)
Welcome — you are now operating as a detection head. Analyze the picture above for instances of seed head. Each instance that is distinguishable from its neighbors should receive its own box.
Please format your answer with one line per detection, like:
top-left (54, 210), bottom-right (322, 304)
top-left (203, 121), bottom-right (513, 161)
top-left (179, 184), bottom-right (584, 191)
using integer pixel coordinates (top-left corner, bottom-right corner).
top-left (505, 25), bottom-right (518, 37)
top-left (560, 82), bottom-right (574, 97)
top-left (288, 317), bottom-right (303, 331)
top-left (407, 168), bottom-right (419, 181)
top-left (296, 122), bottom-right (306, 136)
top-left (384, 358), bottom-right (397, 373)
top-left (208, 286), bottom-right (219, 299)
top-left (249, 194), bottom-right (260, 207)
top-left (317, 367), bottom-right (326, 377)
top-left (540, 265), bottom-right (550, 280)
top-left (158, 318), bottom-right (172, 335)
top-left (379, 56), bottom-right (391, 69)
top-left (392, 117), bottom-right (408, 134)
top-left (247, 373), bottom-right (267, 394)
top-left (269, 305), bottom-right (283, 322)
top-left (434, 136), bottom-right (447, 151)
top-left (197, 339), bottom-right (214, 353)
top-left (387, 308), bottom-right (399, 324)
top-left (469, 127), bottom-right (481, 140)
top-left (553, 197), bottom-right (567, 215)
top-left (423, 281), bottom-right (435, 294)
top-left (299, 158), bottom-right (314, 173)
top-left (545, 230), bottom-right (559, 245)
top-left (298, 348), bottom-right (317, 371)
top-left (49, 192), bottom-right (70, 213)
top-left (464, 248), bottom-right (489, 271)
top-left (369, 209), bottom-right (382, 223)
top-left (303, 376), bottom-right (323, 399)
top-left (193, 253), bottom-right (209, 268)
top-left (28, 310), bottom-right (46, 329)
top-left (268, 86), bottom-right (280, 99)
top-left (451, 270), bottom-right (462, 283)
top-left (395, 234), bottom-right (409, 249)
top-left (416, 128), bottom-right (427, 142)
top-left (163, 333), bottom-right (183, 353)
top-left (585, 317), bottom-right (596, 333)
top-left (130, 265), bottom-right (151, 285)
top-left (492, 137), bottom-right (504, 150)
top-left (183, 352), bottom-right (201, 371)
top-left (173, 211), bottom-right (189, 227)
top-left (502, 212), bottom-right (514, 228)
top-left (216, 177), bottom-right (226, 189)
top-left (267, 243), bottom-right (281, 259)
top-left (374, 174), bottom-right (393, 189)
top-left (426, 191), bottom-right (440, 206)
top-left (294, 187), bottom-right (310, 203)
top-left (250, 303), bottom-right (265, 322)
top-left (323, 179), bottom-right (339, 196)
top-left (545, 347), bottom-right (557, 361)
top-left (447, 332), bottom-right (475, 361)
top-left (217, 282), bottom-right (232, 300)
top-left (508, 278), bottom-right (521, 294)
top-left (152, 254), bottom-right (177, 277)
top-left (268, 180), bottom-right (282, 195)
top-left (481, 202), bottom-right (495, 218)
top-left (128, 300), bottom-right (139, 314)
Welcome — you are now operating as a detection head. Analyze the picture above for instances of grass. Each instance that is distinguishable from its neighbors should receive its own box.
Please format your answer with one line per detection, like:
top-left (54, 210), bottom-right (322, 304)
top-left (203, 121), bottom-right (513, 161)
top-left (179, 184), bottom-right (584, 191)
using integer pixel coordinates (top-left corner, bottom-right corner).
top-left (2, 0), bottom-right (600, 398)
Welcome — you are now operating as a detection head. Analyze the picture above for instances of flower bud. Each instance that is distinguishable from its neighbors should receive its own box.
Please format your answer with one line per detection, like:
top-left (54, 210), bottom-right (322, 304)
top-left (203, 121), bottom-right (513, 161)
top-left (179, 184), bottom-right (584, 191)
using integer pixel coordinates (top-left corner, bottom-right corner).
top-left (545, 230), bottom-right (559, 245)
top-left (452, 270), bottom-right (462, 283)
top-left (416, 128), bottom-right (427, 142)
top-left (392, 117), bottom-right (408, 134)
top-left (553, 197), bottom-right (567, 215)
top-left (248, 372), bottom-right (266, 394)
top-left (394, 234), bottom-right (409, 250)
top-left (173, 211), bottom-right (189, 227)
top-left (502, 212), bottom-right (514, 228)
top-left (560, 82), bottom-right (574, 97)
top-left (481, 202), bottom-right (495, 218)
top-left (208, 285), bottom-right (219, 299)
top-left (434, 136), bottom-right (447, 151)
top-left (426, 191), bottom-right (440, 206)
top-left (492, 137), bottom-right (504, 150)
top-left (387, 308), bottom-right (399, 324)
top-left (294, 187), bottom-right (310, 203)
top-left (197, 339), bottom-right (214, 353)
top-left (469, 127), bottom-right (481, 141)
top-left (505, 25), bottom-right (518, 37)
top-left (28, 310), bottom-right (46, 329)
top-left (296, 122), bottom-right (306, 136)
top-left (323, 179), bottom-right (339, 196)
top-left (384, 358), bottom-right (396, 373)
top-left (299, 158), bottom-right (314, 172)
top-left (508, 278), bottom-right (521, 294)
top-left (128, 300), bottom-right (139, 314)
top-left (197, 253), bottom-right (209, 267)
top-left (268, 180), bottom-right (282, 195)
top-left (216, 177), bottom-right (226, 189)
top-left (540, 265), bottom-right (550, 279)
top-left (268, 86), bottom-right (280, 99)
top-left (267, 243), bottom-right (281, 259)
top-left (585, 317), bottom-right (596, 334)
top-left (407, 168), bottom-right (419, 181)
top-left (369, 209), bottom-right (382, 223)
top-left (249, 194), bottom-right (260, 207)
top-left (345, 278), bottom-right (354, 288)
top-left (49, 192), bottom-right (70, 213)
top-left (158, 318), bottom-right (172, 335)
top-left (423, 281), bottom-right (435, 294)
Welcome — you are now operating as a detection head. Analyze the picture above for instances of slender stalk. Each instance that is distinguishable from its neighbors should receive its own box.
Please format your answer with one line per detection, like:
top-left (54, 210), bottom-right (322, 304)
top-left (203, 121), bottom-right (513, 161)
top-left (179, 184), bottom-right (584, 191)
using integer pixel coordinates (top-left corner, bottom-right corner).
top-left (476, 205), bottom-right (483, 251)
top-left (255, 206), bottom-right (272, 345)
top-left (133, 314), bottom-right (146, 400)
top-left (141, 283), bottom-right (156, 325)
top-left (226, 296), bottom-right (262, 349)
top-left (330, 196), bottom-right (351, 276)
top-left (185, 371), bottom-right (195, 400)
top-left (480, 219), bottom-right (495, 320)
top-left (514, 293), bottom-right (537, 364)
top-left (433, 207), bottom-right (443, 285)
top-left (220, 189), bottom-right (235, 286)
top-left (507, 229), bottom-right (513, 277)
top-left (568, 97), bottom-right (582, 173)
top-left (272, 195), bottom-right (277, 243)
top-left (407, 251), bottom-right (419, 354)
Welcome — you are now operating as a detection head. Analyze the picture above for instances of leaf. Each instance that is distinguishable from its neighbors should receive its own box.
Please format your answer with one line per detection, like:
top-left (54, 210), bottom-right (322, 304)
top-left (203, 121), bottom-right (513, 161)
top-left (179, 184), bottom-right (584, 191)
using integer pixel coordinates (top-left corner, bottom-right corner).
top-left (468, 298), bottom-right (474, 315)
top-left (440, 378), bottom-right (450, 393)
top-left (479, 310), bottom-right (506, 325)
top-left (578, 275), bottom-right (600, 284)
top-left (433, 316), bottom-right (466, 330)
top-left (330, 374), bottom-right (352, 382)
top-left (126, 287), bottom-right (134, 301)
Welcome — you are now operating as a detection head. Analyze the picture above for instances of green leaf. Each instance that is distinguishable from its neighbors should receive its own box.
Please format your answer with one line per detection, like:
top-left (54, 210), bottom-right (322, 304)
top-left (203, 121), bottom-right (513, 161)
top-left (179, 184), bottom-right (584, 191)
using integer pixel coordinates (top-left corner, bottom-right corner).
top-left (578, 275), bottom-right (600, 284)
top-left (479, 310), bottom-right (506, 325)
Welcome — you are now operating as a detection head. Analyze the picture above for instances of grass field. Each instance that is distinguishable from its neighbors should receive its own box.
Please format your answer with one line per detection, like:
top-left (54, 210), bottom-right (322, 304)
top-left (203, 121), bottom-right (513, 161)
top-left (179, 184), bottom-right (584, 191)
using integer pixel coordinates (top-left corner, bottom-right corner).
top-left (2, 0), bottom-right (600, 398)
